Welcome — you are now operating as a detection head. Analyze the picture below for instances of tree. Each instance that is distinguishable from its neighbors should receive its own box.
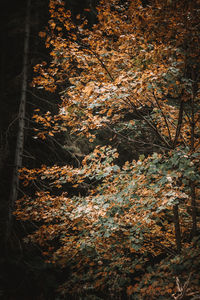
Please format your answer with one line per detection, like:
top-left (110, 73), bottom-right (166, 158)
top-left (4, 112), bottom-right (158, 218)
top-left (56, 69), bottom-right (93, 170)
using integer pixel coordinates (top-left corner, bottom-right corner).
top-left (15, 0), bottom-right (200, 298)
top-left (6, 0), bottom-right (31, 243)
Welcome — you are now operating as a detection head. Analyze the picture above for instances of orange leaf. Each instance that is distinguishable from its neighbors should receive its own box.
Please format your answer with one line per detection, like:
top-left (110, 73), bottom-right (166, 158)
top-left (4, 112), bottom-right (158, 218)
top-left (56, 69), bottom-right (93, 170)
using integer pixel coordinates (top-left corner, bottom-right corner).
top-left (127, 285), bottom-right (134, 296)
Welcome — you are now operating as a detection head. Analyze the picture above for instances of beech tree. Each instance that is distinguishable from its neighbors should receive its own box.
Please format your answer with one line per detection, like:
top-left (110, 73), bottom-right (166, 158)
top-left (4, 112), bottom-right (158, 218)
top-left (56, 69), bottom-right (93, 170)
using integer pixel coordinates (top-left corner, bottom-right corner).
top-left (15, 0), bottom-right (200, 298)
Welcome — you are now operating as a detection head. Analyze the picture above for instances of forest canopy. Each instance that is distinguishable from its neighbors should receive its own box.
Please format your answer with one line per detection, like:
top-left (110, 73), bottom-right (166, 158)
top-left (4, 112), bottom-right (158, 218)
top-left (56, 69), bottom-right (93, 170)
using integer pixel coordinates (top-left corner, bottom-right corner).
top-left (14, 0), bottom-right (200, 299)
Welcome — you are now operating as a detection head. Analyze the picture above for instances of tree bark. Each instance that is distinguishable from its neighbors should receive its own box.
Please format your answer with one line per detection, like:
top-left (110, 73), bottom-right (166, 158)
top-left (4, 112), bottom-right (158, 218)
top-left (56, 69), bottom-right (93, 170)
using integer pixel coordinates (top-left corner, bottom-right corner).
top-left (173, 98), bottom-right (184, 148)
top-left (190, 81), bottom-right (197, 238)
top-left (190, 182), bottom-right (197, 238)
top-left (173, 204), bottom-right (182, 253)
top-left (0, 30), bottom-right (5, 96)
top-left (6, 0), bottom-right (31, 243)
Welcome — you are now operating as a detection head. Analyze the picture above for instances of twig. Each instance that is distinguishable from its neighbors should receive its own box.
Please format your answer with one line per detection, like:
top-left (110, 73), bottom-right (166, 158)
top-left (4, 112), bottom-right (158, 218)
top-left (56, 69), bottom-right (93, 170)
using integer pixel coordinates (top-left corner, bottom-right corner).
top-left (172, 273), bottom-right (192, 300)
top-left (152, 89), bottom-right (172, 142)
top-left (27, 89), bottom-right (57, 107)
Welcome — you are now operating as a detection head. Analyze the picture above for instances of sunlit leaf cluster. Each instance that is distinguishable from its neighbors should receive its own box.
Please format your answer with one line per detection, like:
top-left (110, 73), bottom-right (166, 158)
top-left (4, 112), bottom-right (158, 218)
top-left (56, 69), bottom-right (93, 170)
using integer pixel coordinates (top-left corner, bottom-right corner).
top-left (16, 0), bottom-right (200, 298)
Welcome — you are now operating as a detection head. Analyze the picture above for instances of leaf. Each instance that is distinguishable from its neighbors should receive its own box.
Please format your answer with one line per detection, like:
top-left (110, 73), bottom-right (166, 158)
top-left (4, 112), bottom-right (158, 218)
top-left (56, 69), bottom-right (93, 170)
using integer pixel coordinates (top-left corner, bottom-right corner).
top-left (127, 285), bottom-right (134, 296)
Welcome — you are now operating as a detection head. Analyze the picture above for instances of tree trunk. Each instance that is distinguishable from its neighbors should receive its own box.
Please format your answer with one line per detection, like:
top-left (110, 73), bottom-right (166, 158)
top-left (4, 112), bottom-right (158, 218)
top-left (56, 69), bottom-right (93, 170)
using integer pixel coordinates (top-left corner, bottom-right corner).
top-left (190, 182), bottom-right (197, 238)
top-left (6, 0), bottom-right (31, 243)
top-left (173, 204), bottom-right (182, 253)
top-left (189, 79), bottom-right (197, 238)
top-left (172, 98), bottom-right (184, 148)
top-left (0, 30), bottom-right (5, 96)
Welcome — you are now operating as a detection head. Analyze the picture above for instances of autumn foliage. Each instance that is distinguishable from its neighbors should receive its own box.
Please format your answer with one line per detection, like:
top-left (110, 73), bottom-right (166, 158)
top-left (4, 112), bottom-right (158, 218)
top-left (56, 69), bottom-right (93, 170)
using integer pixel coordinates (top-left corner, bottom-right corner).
top-left (15, 0), bottom-right (200, 298)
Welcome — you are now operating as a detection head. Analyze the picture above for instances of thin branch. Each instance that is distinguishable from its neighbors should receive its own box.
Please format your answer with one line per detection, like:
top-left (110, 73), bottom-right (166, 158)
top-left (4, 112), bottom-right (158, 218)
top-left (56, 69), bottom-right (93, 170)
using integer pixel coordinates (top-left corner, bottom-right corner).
top-left (173, 99), bottom-right (184, 148)
top-left (27, 89), bottom-right (57, 107)
top-left (5, 116), bottom-right (19, 140)
top-left (78, 42), bottom-right (114, 82)
top-left (47, 134), bottom-right (82, 167)
top-left (106, 124), bottom-right (171, 151)
top-left (153, 89), bottom-right (172, 142)
top-left (123, 96), bottom-right (172, 149)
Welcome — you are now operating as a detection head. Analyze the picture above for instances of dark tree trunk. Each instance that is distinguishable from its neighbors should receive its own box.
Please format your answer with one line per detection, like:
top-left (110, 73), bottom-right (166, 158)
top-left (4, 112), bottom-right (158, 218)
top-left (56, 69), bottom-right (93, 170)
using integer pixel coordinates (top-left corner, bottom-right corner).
top-left (190, 182), bottom-right (197, 238)
top-left (189, 73), bottom-right (197, 239)
top-left (6, 0), bottom-right (31, 243)
top-left (173, 204), bottom-right (182, 253)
